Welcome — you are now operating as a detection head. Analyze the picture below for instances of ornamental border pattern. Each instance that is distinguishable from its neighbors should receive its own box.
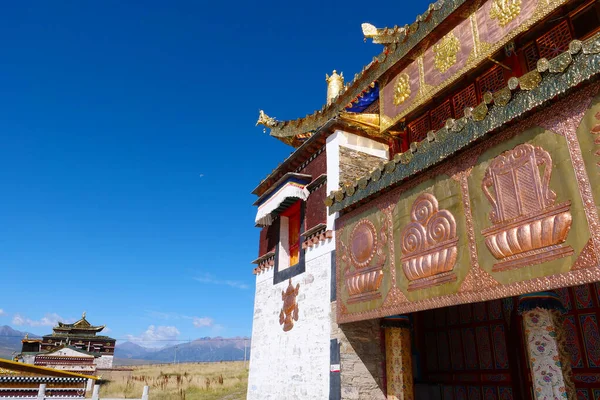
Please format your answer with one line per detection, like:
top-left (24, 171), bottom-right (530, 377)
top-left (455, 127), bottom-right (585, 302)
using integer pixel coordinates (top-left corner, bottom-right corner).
top-left (336, 81), bottom-right (600, 324)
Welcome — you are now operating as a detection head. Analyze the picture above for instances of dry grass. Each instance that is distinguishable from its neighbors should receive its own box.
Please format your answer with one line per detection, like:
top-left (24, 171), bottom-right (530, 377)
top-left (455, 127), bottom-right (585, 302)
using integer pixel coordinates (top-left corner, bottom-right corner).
top-left (99, 362), bottom-right (248, 400)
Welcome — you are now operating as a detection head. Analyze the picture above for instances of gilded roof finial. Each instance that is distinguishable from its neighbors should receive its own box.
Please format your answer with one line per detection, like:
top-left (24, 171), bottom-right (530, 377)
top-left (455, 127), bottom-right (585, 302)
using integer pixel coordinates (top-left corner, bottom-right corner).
top-left (82, 311), bottom-right (86, 319)
top-left (326, 70), bottom-right (344, 105)
top-left (24, 333), bottom-right (29, 339)
top-left (362, 22), bottom-right (405, 44)
top-left (256, 110), bottom-right (278, 133)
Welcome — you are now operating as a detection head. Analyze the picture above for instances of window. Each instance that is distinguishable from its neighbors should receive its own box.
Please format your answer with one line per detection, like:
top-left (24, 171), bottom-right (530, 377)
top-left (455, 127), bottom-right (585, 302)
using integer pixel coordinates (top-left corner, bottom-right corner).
top-left (280, 201), bottom-right (302, 269)
top-left (273, 200), bottom-right (306, 284)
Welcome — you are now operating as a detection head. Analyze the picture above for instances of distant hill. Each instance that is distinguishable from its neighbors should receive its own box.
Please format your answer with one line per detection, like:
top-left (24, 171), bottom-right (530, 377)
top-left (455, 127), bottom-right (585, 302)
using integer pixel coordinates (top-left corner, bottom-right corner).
top-left (0, 325), bottom-right (40, 360)
top-left (114, 337), bottom-right (250, 365)
top-left (0, 325), bottom-right (250, 365)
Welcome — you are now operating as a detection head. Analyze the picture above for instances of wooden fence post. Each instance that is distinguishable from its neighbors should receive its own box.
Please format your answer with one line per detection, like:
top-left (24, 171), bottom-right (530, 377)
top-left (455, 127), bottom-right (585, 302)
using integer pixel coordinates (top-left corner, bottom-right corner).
top-left (37, 384), bottom-right (46, 400)
top-left (142, 385), bottom-right (149, 400)
top-left (92, 384), bottom-right (100, 400)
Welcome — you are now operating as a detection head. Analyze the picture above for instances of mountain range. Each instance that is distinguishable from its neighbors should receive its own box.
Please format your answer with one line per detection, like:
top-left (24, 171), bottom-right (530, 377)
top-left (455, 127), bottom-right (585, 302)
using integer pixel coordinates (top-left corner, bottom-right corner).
top-left (0, 325), bottom-right (250, 365)
top-left (0, 326), bottom-right (40, 359)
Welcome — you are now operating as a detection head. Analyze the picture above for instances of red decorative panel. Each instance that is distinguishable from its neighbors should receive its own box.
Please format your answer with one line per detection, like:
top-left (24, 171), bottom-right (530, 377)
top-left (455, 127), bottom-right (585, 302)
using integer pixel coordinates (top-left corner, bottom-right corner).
top-left (460, 304), bottom-right (473, 324)
top-left (488, 300), bottom-right (502, 320)
top-left (522, 42), bottom-right (540, 72)
top-left (476, 326), bottom-right (493, 370)
top-left (456, 386), bottom-right (468, 400)
top-left (258, 223), bottom-right (278, 257)
top-left (536, 20), bottom-right (572, 60)
top-left (452, 84), bottom-right (478, 118)
top-left (438, 331), bottom-right (452, 370)
top-left (305, 184), bottom-right (327, 229)
top-left (580, 313), bottom-right (600, 368)
top-left (491, 324), bottom-right (509, 369)
top-left (426, 332), bottom-right (438, 371)
top-left (408, 113), bottom-right (430, 144)
top-left (448, 306), bottom-right (460, 326)
top-left (431, 100), bottom-right (453, 131)
top-left (469, 387), bottom-right (482, 400)
top-left (449, 329), bottom-right (465, 370)
top-left (473, 302), bottom-right (487, 322)
top-left (436, 307), bottom-right (447, 328)
top-left (556, 287), bottom-right (573, 311)
top-left (476, 66), bottom-right (506, 99)
top-left (498, 387), bottom-right (513, 400)
top-left (462, 327), bottom-right (479, 370)
top-left (564, 315), bottom-right (584, 368)
top-left (575, 284), bottom-right (594, 309)
top-left (577, 389), bottom-right (590, 400)
top-left (483, 387), bottom-right (497, 400)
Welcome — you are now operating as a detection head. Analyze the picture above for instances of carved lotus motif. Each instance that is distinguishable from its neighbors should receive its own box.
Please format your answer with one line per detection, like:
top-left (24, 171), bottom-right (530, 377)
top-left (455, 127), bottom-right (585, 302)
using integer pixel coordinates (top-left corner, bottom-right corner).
top-left (482, 143), bottom-right (573, 271)
top-left (400, 193), bottom-right (458, 291)
top-left (345, 265), bottom-right (384, 303)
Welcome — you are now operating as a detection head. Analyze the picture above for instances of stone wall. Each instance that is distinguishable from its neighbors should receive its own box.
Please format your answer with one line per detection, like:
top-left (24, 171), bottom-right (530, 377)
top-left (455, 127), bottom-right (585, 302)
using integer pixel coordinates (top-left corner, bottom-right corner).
top-left (247, 243), bottom-right (333, 400)
top-left (339, 146), bottom-right (386, 187)
top-left (93, 355), bottom-right (113, 369)
top-left (331, 302), bottom-right (386, 400)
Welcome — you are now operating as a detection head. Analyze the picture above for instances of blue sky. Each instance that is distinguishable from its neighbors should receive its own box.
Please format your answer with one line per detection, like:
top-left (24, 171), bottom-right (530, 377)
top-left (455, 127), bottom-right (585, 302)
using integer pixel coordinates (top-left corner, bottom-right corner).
top-left (0, 1), bottom-right (429, 347)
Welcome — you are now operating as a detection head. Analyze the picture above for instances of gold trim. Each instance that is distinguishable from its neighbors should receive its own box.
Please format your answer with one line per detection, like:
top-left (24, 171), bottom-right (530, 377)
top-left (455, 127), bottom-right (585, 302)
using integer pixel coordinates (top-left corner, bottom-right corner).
top-left (380, 0), bottom-right (568, 132)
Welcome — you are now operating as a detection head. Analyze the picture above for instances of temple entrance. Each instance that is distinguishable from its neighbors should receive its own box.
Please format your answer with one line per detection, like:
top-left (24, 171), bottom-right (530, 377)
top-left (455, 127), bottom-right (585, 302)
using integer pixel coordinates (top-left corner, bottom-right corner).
top-left (413, 298), bottom-right (529, 400)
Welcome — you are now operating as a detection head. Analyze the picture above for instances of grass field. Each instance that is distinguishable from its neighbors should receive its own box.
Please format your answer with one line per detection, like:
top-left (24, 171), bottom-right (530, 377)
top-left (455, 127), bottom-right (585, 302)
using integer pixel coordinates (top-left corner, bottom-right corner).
top-left (99, 362), bottom-right (248, 400)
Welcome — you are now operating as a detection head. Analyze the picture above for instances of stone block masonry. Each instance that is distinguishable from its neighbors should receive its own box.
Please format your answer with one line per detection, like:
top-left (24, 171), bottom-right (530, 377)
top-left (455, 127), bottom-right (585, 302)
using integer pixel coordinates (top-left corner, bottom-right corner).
top-left (247, 249), bottom-right (332, 400)
top-left (331, 302), bottom-right (385, 400)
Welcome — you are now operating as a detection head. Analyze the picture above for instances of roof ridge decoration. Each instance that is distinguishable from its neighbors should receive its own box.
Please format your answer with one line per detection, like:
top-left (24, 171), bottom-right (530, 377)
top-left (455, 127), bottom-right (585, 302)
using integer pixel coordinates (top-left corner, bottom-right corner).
top-left (257, 0), bottom-right (570, 146)
top-left (256, 0), bottom-right (456, 147)
top-left (327, 33), bottom-right (600, 213)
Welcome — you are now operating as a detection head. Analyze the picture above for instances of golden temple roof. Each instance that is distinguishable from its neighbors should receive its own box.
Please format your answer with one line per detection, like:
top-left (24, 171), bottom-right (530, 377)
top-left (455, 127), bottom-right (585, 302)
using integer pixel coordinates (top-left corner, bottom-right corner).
top-left (256, 0), bottom-right (448, 146)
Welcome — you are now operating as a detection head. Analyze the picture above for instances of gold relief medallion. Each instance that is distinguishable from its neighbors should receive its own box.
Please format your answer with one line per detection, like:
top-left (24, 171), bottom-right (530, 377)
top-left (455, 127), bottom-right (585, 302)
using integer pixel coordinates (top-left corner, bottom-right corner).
top-left (490, 0), bottom-right (522, 28)
top-left (345, 218), bottom-right (387, 304)
top-left (400, 193), bottom-right (459, 291)
top-left (393, 73), bottom-right (411, 106)
top-left (481, 143), bottom-right (573, 272)
top-left (433, 32), bottom-right (461, 73)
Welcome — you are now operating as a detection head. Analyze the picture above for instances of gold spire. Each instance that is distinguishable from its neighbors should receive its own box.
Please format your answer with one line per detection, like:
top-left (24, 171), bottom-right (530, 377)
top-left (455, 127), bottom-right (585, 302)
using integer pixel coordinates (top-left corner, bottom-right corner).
top-left (82, 311), bottom-right (86, 319)
top-left (326, 70), bottom-right (344, 105)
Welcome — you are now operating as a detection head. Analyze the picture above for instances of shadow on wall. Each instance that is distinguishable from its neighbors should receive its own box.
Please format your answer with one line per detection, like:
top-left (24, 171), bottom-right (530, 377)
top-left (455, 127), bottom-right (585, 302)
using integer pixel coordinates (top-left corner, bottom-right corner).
top-left (340, 319), bottom-right (386, 399)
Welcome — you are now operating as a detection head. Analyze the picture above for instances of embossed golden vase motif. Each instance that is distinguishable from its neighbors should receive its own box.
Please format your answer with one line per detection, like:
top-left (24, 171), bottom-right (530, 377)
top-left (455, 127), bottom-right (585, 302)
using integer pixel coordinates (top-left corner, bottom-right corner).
top-left (481, 143), bottom-right (573, 272)
top-left (400, 193), bottom-right (458, 291)
top-left (345, 219), bottom-right (385, 303)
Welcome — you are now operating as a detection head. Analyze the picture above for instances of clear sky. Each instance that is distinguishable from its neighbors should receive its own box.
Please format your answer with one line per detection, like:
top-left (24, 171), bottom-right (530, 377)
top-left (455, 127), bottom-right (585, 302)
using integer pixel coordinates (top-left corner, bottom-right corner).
top-left (0, 1), bottom-right (429, 347)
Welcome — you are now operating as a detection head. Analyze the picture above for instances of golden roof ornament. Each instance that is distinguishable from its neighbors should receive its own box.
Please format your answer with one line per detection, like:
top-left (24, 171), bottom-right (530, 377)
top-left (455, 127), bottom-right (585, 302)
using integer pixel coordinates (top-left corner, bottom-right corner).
top-left (393, 73), bottom-right (411, 106)
top-left (256, 110), bottom-right (278, 133)
top-left (433, 32), bottom-right (461, 73)
top-left (490, 0), bottom-right (522, 27)
top-left (361, 22), bottom-right (405, 44)
top-left (326, 70), bottom-right (344, 105)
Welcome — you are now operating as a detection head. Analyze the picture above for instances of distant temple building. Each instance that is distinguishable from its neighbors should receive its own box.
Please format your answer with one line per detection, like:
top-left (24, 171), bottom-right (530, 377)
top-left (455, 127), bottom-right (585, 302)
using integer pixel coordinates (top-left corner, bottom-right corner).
top-left (249, 0), bottom-right (600, 398)
top-left (19, 313), bottom-right (116, 373)
top-left (0, 358), bottom-right (96, 398)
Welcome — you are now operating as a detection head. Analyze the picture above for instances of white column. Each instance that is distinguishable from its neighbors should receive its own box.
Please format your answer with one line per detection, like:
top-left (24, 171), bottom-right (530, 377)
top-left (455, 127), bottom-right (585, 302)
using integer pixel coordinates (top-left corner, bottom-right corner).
top-left (37, 384), bottom-right (46, 400)
top-left (92, 384), bottom-right (100, 400)
top-left (142, 385), bottom-right (149, 400)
